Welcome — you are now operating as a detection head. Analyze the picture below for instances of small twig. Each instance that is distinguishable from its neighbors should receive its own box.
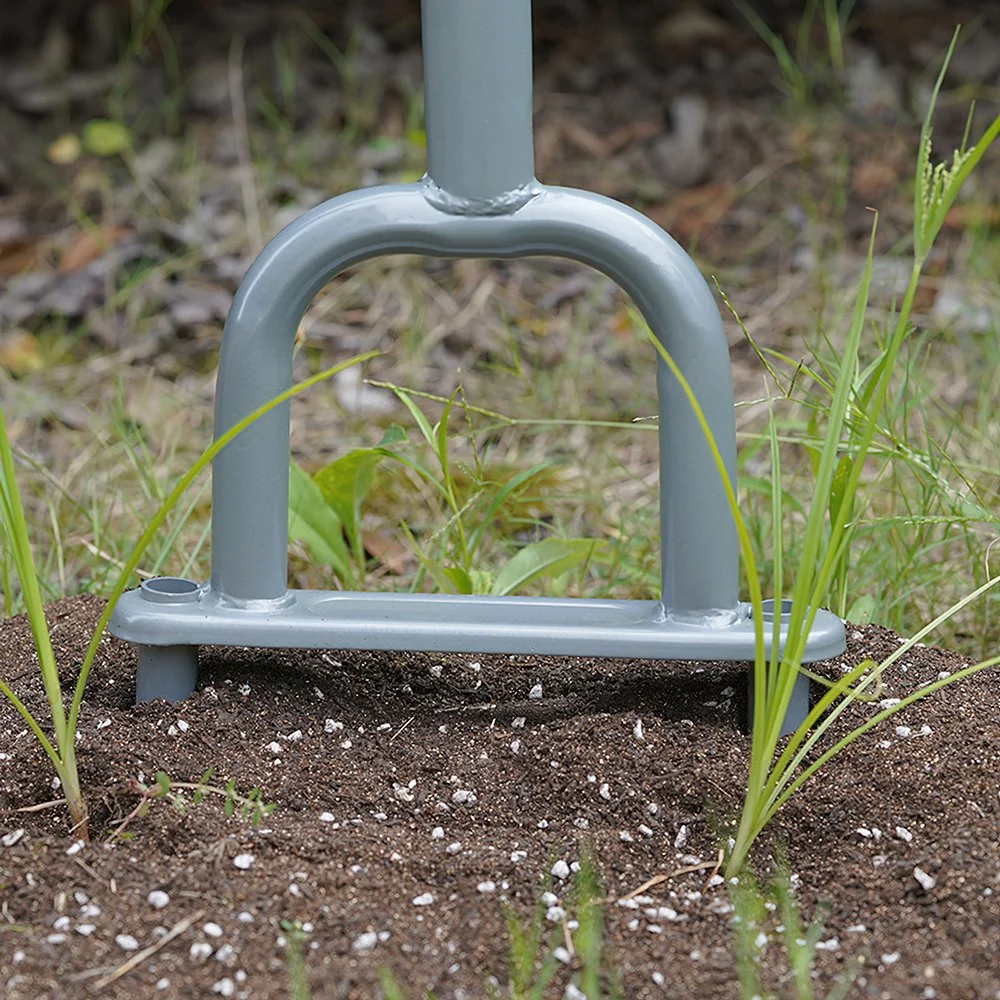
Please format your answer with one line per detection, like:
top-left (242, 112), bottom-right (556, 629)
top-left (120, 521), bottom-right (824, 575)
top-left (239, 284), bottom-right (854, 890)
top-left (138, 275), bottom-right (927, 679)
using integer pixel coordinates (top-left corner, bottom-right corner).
top-left (562, 918), bottom-right (575, 959)
top-left (91, 909), bottom-right (204, 990)
top-left (107, 778), bottom-right (152, 841)
top-left (15, 797), bottom-right (67, 813)
top-left (72, 856), bottom-right (112, 889)
top-left (433, 701), bottom-right (497, 714)
top-left (612, 858), bottom-right (723, 903)
top-left (671, 858), bottom-right (723, 878)
top-left (389, 716), bottom-right (415, 743)
top-left (702, 847), bottom-right (726, 893)
top-left (228, 33), bottom-right (264, 255)
top-left (613, 874), bottom-right (672, 901)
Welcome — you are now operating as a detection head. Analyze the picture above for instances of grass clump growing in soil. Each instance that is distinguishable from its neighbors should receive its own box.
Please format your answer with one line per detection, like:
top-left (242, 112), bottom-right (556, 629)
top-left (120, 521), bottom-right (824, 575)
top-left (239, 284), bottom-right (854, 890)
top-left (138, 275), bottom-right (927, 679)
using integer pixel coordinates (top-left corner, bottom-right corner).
top-left (289, 382), bottom-right (602, 596)
top-left (0, 352), bottom-right (376, 839)
top-left (645, 31), bottom-right (1000, 876)
top-left (731, 861), bottom-right (862, 1000)
top-left (368, 858), bottom-right (618, 1000)
top-left (309, 854), bottom-right (850, 999)
top-left (496, 855), bottom-right (618, 1000)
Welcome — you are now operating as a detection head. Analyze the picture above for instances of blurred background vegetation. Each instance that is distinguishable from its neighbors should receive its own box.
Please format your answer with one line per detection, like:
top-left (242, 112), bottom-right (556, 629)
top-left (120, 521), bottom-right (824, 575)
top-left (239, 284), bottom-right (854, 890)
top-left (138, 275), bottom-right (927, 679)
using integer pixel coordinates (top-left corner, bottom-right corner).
top-left (1, 0), bottom-right (998, 654)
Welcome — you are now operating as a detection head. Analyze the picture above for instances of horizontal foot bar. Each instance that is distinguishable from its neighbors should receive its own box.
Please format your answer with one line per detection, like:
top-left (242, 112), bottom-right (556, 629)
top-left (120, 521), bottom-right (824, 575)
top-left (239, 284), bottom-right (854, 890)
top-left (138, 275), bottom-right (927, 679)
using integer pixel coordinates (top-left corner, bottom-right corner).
top-left (111, 587), bottom-right (845, 664)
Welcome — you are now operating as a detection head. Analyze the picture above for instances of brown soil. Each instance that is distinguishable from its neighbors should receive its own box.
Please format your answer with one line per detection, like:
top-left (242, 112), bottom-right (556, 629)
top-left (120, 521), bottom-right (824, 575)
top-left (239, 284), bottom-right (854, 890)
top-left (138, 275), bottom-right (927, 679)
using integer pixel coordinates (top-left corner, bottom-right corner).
top-left (1, 596), bottom-right (999, 999)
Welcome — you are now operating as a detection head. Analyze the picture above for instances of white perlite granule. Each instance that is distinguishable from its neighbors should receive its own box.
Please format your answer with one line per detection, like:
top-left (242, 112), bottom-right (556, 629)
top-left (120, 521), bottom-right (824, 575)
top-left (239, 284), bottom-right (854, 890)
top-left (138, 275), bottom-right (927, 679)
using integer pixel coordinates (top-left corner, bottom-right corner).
top-left (352, 931), bottom-right (378, 952)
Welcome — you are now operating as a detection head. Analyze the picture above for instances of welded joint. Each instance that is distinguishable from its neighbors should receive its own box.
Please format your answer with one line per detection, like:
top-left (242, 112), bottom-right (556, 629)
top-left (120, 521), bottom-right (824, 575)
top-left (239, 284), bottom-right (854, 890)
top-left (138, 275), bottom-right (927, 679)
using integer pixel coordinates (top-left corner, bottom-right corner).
top-left (420, 176), bottom-right (541, 216)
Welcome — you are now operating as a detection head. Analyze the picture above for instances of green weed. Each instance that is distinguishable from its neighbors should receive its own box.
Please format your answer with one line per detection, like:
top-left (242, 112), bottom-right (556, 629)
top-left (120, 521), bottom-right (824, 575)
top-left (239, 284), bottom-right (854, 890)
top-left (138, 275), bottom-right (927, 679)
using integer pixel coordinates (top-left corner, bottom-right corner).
top-left (281, 920), bottom-right (314, 1000)
top-left (289, 384), bottom-right (604, 596)
top-left (0, 352), bottom-right (375, 838)
top-left (731, 861), bottom-right (862, 1000)
top-left (108, 768), bottom-right (274, 841)
top-left (734, 0), bottom-right (856, 105)
top-left (376, 858), bottom-right (615, 999)
top-left (643, 30), bottom-right (1000, 876)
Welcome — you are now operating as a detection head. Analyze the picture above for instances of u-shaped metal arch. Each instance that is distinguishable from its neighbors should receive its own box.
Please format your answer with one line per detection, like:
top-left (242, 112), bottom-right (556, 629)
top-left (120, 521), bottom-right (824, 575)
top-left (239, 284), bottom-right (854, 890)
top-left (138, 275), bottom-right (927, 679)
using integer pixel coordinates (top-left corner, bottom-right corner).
top-left (109, 0), bottom-right (845, 720)
top-left (210, 180), bottom-right (739, 621)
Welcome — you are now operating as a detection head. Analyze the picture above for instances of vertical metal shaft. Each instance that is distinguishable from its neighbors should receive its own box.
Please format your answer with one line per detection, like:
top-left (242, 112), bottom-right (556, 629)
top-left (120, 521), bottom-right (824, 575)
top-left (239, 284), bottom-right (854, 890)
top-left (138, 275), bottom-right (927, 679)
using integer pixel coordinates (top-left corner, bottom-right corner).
top-left (421, 0), bottom-right (536, 202)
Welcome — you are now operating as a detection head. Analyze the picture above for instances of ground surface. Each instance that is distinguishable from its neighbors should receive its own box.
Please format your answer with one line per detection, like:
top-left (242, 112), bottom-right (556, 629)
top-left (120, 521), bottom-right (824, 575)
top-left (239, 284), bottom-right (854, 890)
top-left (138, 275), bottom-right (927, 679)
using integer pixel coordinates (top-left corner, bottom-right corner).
top-left (1, 597), bottom-right (999, 999)
top-left (3, 2), bottom-right (1000, 999)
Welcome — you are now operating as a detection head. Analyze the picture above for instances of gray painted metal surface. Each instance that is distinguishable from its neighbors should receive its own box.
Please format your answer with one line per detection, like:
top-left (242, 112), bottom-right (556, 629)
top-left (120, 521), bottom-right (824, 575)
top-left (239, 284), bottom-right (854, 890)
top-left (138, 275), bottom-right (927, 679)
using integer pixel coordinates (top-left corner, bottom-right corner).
top-left (112, 587), bottom-right (845, 663)
top-left (422, 0), bottom-right (535, 205)
top-left (109, 0), bottom-right (844, 731)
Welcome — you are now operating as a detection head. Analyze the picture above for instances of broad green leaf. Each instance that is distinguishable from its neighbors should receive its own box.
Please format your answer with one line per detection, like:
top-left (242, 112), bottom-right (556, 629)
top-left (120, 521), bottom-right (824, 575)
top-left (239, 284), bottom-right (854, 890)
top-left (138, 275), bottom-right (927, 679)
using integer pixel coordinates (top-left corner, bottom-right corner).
top-left (377, 424), bottom-right (406, 447)
top-left (490, 538), bottom-right (599, 597)
top-left (442, 565), bottom-right (473, 594)
top-left (314, 448), bottom-right (384, 561)
top-left (846, 594), bottom-right (876, 623)
top-left (287, 463), bottom-right (352, 581)
top-left (82, 119), bottom-right (132, 157)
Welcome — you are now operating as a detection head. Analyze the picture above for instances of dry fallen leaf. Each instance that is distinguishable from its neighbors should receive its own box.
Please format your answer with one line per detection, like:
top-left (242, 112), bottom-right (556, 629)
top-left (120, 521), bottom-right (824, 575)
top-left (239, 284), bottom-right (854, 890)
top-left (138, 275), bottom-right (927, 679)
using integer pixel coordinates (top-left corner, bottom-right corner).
top-left (0, 330), bottom-right (43, 376)
top-left (363, 531), bottom-right (411, 575)
top-left (57, 226), bottom-right (129, 273)
top-left (47, 133), bottom-right (82, 165)
top-left (654, 181), bottom-right (736, 241)
top-left (0, 236), bottom-right (48, 276)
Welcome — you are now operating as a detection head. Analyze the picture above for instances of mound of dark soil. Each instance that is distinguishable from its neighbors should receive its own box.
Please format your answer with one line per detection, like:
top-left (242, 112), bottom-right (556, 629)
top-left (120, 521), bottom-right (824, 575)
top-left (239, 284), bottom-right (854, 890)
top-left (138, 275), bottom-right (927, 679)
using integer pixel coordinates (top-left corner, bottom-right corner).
top-left (1, 596), bottom-right (998, 999)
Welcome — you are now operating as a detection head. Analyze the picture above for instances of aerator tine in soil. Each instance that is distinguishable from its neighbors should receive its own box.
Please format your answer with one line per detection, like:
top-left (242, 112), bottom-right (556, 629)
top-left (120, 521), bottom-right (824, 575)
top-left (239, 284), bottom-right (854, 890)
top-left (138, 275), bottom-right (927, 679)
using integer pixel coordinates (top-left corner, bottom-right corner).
top-left (109, 0), bottom-right (844, 734)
